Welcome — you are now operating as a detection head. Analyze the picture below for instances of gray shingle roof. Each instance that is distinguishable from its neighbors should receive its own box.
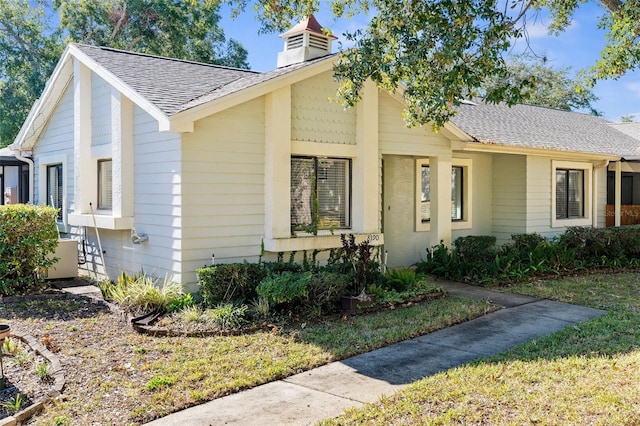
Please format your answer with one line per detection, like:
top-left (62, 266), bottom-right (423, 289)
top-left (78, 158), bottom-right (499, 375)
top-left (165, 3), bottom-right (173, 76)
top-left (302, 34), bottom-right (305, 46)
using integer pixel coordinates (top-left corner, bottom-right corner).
top-left (609, 122), bottom-right (640, 142)
top-left (74, 44), bottom-right (333, 116)
top-left (451, 100), bottom-right (640, 158)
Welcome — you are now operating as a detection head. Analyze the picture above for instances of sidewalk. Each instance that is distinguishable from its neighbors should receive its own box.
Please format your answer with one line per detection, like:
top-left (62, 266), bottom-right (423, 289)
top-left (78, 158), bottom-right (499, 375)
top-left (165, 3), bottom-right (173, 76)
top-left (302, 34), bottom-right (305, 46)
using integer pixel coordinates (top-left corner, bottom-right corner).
top-left (146, 282), bottom-right (604, 426)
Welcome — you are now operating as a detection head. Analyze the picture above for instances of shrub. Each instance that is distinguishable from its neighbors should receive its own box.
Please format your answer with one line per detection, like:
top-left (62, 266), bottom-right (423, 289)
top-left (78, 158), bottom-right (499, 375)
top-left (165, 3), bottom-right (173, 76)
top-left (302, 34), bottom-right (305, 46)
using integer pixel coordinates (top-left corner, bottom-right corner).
top-left (453, 235), bottom-right (497, 263)
top-left (304, 271), bottom-right (351, 313)
top-left (256, 271), bottom-right (312, 306)
top-left (0, 204), bottom-right (59, 295)
top-left (103, 272), bottom-right (184, 314)
top-left (204, 303), bottom-right (249, 329)
top-left (197, 263), bottom-right (266, 307)
top-left (383, 268), bottom-right (418, 292)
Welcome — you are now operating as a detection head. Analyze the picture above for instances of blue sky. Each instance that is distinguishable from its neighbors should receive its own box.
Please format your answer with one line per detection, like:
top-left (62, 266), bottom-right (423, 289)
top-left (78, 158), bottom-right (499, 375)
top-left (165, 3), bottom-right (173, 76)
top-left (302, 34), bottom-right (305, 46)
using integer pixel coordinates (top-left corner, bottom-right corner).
top-left (219, 2), bottom-right (640, 122)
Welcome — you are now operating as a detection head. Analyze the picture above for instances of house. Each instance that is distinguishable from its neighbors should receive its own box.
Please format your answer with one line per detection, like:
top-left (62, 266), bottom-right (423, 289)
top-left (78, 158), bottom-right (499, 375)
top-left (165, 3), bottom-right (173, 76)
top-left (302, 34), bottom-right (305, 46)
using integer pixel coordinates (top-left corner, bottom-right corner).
top-left (0, 147), bottom-right (30, 205)
top-left (605, 122), bottom-right (640, 226)
top-left (11, 16), bottom-right (640, 289)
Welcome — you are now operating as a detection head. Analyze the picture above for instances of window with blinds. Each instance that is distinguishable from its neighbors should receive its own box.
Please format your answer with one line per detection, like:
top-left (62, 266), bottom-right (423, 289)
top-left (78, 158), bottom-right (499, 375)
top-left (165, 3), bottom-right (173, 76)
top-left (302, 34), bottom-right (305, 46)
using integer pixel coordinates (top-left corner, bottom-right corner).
top-left (98, 159), bottom-right (113, 210)
top-left (420, 165), bottom-right (463, 221)
top-left (556, 169), bottom-right (584, 219)
top-left (46, 164), bottom-right (63, 221)
top-left (291, 157), bottom-right (351, 230)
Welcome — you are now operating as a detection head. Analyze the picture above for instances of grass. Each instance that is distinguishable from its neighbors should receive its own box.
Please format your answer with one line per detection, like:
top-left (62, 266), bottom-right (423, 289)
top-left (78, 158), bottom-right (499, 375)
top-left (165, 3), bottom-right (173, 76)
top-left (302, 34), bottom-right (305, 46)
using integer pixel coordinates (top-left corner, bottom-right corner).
top-left (322, 272), bottom-right (640, 425)
top-left (1, 292), bottom-right (494, 425)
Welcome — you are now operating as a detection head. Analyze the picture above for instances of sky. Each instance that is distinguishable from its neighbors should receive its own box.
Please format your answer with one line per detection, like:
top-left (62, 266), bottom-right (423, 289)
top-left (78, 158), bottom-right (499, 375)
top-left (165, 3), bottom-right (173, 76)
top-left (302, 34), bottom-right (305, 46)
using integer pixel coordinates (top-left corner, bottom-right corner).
top-left (218, 2), bottom-right (640, 123)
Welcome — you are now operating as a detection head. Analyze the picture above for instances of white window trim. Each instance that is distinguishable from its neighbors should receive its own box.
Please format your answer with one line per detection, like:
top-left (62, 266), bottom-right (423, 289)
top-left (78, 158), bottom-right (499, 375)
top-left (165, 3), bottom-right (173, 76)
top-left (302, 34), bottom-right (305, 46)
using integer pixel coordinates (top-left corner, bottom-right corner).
top-left (551, 160), bottom-right (592, 228)
top-left (39, 154), bottom-right (68, 231)
top-left (415, 158), bottom-right (473, 232)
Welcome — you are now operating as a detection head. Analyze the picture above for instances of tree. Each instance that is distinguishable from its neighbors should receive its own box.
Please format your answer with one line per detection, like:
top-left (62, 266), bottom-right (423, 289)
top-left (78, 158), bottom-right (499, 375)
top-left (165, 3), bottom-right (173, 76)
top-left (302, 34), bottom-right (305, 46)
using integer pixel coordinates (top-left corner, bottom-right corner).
top-left (238, 0), bottom-right (640, 128)
top-left (482, 54), bottom-right (601, 115)
top-left (621, 114), bottom-right (636, 122)
top-left (0, 0), bottom-right (249, 147)
top-left (0, 0), bottom-right (63, 147)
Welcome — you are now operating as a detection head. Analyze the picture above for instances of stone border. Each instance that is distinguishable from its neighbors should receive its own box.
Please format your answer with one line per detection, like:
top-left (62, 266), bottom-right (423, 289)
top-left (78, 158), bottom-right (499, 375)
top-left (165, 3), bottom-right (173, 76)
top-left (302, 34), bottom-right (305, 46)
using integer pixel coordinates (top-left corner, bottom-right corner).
top-left (0, 332), bottom-right (65, 426)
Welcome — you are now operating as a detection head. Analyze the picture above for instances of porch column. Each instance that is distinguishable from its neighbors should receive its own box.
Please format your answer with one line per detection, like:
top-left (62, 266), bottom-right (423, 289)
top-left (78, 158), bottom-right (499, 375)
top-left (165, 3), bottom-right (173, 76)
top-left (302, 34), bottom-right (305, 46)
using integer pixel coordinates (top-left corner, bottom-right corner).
top-left (264, 86), bottom-right (291, 239)
top-left (73, 59), bottom-right (92, 213)
top-left (353, 79), bottom-right (379, 233)
top-left (430, 155), bottom-right (452, 249)
top-left (111, 89), bottom-right (134, 218)
top-left (615, 161), bottom-right (622, 227)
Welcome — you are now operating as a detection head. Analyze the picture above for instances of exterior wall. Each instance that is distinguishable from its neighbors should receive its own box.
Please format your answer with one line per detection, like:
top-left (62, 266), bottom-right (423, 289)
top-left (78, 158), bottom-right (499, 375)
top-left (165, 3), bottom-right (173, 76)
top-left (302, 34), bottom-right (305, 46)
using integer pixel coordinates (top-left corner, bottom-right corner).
top-left (33, 86), bottom-right (75, 214)
top-left (524, 156), bottom-right (553, 237)
top-left (291, 71), bottom-right (356, 144)
top-left (492, 154), bottom-right (526, 244)
top-left (91, 73), bottom-right (111, 147)
top-left (451, 152), bottom-right (493, 240)
top-left (181, 97), bottom-right (266, 287)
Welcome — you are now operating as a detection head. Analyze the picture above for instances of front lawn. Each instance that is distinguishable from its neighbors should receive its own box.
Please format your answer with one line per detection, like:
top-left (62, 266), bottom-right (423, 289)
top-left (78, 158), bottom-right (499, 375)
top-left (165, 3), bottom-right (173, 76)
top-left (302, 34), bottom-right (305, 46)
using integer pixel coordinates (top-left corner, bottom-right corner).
top-left (322, 272), bottom-right (640, 425)
top-left (0, 290), bottom-right (494, 425)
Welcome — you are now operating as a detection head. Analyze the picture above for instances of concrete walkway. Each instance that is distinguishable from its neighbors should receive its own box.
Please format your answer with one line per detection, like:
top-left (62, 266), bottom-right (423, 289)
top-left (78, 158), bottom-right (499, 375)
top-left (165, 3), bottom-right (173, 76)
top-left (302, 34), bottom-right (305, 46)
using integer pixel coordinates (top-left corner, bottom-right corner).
top-left (144, 282), bottom-right (604, 426)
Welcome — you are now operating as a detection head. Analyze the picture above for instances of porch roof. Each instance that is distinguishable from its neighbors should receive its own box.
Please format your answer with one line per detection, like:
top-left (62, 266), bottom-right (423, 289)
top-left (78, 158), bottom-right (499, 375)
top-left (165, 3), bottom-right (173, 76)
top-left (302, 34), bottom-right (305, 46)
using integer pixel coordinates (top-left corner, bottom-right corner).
top-left (451, 100), bottom-right (640, 159)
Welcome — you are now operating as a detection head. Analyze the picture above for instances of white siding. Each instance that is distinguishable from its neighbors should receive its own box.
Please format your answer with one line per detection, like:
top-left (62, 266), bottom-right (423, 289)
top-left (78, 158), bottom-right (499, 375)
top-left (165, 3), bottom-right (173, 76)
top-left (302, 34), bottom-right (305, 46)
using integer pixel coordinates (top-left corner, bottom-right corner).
top-left (181, 97), bottom-right (266, 285)
top-left (492, 154), bottom-right (526, 244)
top-left (291, 71), bottom-right (356, 144)
top-left (378, 93), bottom-right (450, 156)
top-left (91, 73), bottom-right (111, 147)
top-left (33, 85), bottom-right (74, 209)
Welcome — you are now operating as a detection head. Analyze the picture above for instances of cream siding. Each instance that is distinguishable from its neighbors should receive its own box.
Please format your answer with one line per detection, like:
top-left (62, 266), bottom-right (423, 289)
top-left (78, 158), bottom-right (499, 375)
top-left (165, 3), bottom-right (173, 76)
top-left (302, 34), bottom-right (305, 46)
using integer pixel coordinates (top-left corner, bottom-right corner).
top-left (378, 93), bottom-right (450, 156)
top-left (524, 156), bottom-right (553, 237)
top-left (451, 153), bottom-right (493, 240)
top-left (291, 71), bottom-right (356, 144)
top-left (492, 154), bottom-right (527, 244)
top-left (181, 97), bottom-right (266, 286)
top-left (595, 167), bottom-right (607, 228)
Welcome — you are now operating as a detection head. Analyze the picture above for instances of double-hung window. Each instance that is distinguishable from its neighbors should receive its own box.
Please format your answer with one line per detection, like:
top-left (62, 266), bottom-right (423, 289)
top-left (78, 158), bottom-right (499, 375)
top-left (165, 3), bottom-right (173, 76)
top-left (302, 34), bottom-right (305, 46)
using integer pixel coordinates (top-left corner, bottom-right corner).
top-left (98, 159), bottom-right (113, 210)
top-left (420, 165), bottom-right (464, 222)
top-left (46, 164), bottom-right (63, 221)
top-left (556, 169), bottom-right (584, 219)
top-left (291, 157), bottom-right (351, 231)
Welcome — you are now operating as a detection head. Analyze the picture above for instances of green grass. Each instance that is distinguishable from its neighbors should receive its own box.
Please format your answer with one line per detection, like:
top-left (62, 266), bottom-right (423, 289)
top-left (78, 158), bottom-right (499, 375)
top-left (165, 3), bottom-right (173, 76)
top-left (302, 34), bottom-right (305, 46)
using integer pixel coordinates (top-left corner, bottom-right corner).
top-left (322, 272), bottom-right (640, 425)
top-left (1, 292), bottom-right (494, 425)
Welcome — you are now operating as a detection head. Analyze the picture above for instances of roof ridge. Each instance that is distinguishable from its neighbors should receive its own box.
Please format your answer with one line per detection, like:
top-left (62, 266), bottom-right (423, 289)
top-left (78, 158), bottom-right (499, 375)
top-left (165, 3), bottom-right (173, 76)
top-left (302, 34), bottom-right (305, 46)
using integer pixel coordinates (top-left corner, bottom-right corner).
top-left (71, 43), bottom-right (260, 74)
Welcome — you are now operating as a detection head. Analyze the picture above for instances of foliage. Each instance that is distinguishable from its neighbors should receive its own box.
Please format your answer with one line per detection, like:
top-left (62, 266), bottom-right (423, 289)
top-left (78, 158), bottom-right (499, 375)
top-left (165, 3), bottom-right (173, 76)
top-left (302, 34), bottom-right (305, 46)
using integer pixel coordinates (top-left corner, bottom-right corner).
top-left (417, 227), bottom-right (640, 285)
top-left (0, 204), bottom-right (59, 295)
top-left (102, 272), bottom-right (185, 314)
top-left (204, 303), bottom-right (249, 329)
top-left (481, 54), bottom-right (601, 115)
top-left (256, 271), bottom-right (312, 306)
top-left (237, 0), bottom-right (639, 129)
top-left (327, 234), bottom-right (382, 295)
top-left (35, 361), bottom-right (50, 381)
top-left (197, 263), bottom-right (266, 307)
top-left (0, 0), bottom-right (248, 147)
top-left (166, 293), bottom-right (195, 314)
top-left (382, 268), bottom-right (418, 292)
top-left (146, 375), bottom-right (174, 392)
top-left (0, 393), bottom-right (25, 413)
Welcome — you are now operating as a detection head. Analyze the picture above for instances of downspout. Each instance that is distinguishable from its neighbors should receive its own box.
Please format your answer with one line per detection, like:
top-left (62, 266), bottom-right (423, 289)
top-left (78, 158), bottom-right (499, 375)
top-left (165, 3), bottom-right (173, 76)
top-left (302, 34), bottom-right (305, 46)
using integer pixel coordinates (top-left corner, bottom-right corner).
top-left (592, 160), bottom-right (609, 228)
top-left (10, 146), bottom-right (34, 204)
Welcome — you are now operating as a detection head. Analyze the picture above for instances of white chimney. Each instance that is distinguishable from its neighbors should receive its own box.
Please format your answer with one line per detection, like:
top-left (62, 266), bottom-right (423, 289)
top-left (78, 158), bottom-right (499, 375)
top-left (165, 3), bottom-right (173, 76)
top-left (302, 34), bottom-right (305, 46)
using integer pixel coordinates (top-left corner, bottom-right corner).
top-left (277, 15), bottom-right (337, 68)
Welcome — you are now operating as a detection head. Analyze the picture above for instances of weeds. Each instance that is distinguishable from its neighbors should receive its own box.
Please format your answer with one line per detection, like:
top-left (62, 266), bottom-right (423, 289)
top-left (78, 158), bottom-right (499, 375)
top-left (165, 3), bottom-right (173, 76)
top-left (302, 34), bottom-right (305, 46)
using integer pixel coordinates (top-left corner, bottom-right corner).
top-left (0, 393), bottom-right (25, 413)
top-left (35, 361), bottom-right (50, 381)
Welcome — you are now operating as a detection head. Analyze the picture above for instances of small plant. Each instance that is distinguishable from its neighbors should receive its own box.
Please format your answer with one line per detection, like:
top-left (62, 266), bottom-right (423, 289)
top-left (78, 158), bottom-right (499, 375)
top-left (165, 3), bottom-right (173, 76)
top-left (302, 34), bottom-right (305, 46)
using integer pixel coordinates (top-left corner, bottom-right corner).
top-left (3, 337), bottom-right (19, 355)
top-left (1, 393), bottom-right (25, 413)
top-left (384, 269), bottom-right (418, 292)
top-left (176, 305), bottom-right (202, 323)
top-left (53, 416), bottom-right (70, 426)
top-left (133, 347), bottom-right (146, 354)
top-left (102, 272), bottom-right (184, 315)
top-left (204, 303), bottom-right (249, 330)
top-left (35, 361), bottom-right (50, 381)
top-left (166, 293), bottom-right (195, 313)
top-left (12, 348), bottom-right (31, 367)
top-left (251, 296), bottom-right (270, 319)
top-left (256, 271), bottom-right (312, 306)
top-left (146, 376), bottom-right (174, 392)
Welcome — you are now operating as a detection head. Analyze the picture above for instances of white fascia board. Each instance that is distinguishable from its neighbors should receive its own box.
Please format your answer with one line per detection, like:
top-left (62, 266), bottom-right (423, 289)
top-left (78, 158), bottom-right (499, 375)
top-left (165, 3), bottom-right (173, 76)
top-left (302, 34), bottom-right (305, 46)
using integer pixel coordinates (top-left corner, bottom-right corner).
top-left (167, 57), bottom-right (336, 131)
top-left (12, 46), bottom-right (75, 150)
top-left (460, 141), bottom-right (621, 161)
top-left (67, 44), bottom-right (171, 131)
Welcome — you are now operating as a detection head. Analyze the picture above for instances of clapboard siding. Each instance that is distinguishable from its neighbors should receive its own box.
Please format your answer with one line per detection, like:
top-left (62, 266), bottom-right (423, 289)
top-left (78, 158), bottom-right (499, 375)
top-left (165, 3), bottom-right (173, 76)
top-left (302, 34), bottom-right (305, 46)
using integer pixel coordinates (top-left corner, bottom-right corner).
top-left (378, 92), bottom-right (450, 156)
top-left (181, 97), bottom-right (266, 283)
top-left (291, 71), bottom-right (356, 144)
top-left (492, 154), bottom-right (526, 244)
top-left (91, 73), bottom-right (111, 147)
top-left (33, 86), bottom-right (74, 209)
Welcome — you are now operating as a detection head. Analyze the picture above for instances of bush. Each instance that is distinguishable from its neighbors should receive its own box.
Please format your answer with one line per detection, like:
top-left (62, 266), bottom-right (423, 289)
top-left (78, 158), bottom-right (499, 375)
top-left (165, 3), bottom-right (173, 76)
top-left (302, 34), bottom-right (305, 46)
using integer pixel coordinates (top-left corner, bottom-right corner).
top-left (0, 204), bottom-right (59, 295)
top-left (197, 263), bottom-right (266, 307)
top-left (383, 268), bottom-right (418, 292)
top-left (304, 271), bottom-right (351, 313)
top-left (102, 272), bottom-right (184, 315)
top-left (256, 271), bottom-right (312, 306)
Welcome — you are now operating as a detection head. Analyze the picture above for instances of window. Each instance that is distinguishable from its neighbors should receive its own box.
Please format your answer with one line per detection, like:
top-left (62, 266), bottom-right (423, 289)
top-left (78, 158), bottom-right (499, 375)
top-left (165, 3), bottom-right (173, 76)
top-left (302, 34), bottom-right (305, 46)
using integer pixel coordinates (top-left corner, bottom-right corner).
top-left (291, 157), bottom-right (351, 231)
top-left (46, 164), bottom-right (63, 221)
top-left (98, 159), bottom-right (112, 210)
top-left (556, 169), bottom-right (584, 219)
top-left (420, 165), bottom-right (464, 222)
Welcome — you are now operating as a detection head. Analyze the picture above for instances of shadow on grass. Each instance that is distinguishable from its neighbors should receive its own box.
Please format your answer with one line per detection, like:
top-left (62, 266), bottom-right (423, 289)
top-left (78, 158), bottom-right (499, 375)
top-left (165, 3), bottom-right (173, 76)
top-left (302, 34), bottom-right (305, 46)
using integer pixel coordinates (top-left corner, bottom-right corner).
top-left (0, 292), bottom-right (111, 321)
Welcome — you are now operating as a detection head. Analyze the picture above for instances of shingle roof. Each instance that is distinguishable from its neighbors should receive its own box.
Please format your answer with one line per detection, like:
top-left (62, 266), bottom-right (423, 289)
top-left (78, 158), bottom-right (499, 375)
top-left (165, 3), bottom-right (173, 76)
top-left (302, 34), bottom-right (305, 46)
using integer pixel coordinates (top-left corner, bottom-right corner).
top-left (451, 100), bottom-right (640, 158)
top-left (609, 122), bottom-right (640, 142)
top-left (74, 43), bottom-right (333, 116)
